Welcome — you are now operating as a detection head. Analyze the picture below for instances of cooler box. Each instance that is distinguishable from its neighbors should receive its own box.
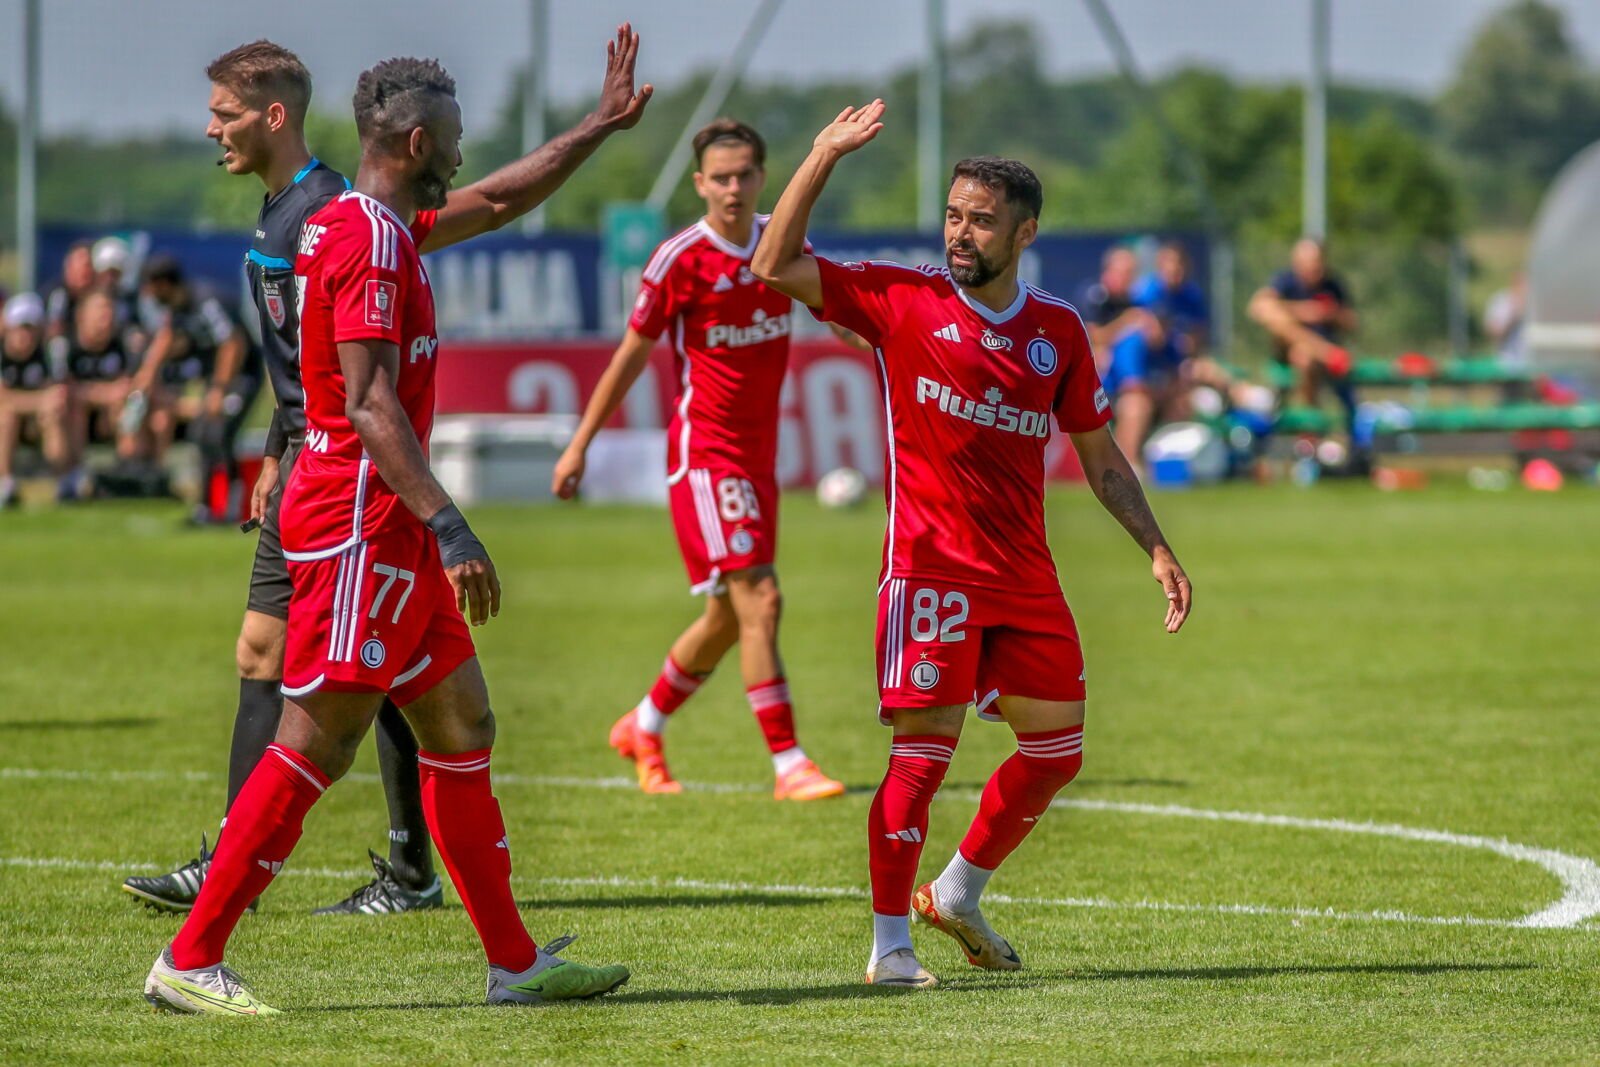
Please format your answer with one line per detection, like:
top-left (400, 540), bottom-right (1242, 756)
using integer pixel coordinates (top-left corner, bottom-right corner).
top-left (431, 415), bottom-right (576, 506)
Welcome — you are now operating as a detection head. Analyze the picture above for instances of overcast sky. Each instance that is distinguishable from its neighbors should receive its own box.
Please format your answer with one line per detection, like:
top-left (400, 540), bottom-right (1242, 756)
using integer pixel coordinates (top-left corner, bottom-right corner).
top-left (2, 0), bottom-right (1598, 138)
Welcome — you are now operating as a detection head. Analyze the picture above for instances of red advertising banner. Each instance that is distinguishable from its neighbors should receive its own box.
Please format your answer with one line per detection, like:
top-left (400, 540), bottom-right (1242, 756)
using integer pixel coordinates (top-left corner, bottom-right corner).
top-left (436, 339), bottom-right (1086, 486)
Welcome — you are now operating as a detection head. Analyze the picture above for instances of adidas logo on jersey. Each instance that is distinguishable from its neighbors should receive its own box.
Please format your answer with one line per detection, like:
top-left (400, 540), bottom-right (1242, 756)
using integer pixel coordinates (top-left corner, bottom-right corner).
top-left (933, 323), bottom-right (961, 342)
top-left (916, 376), bottom-right (1053, 439)
top-left (257, 859), bottom-right (284, 875)
top-left (712, 274), bottom-right (734, 293)
top-left (705, 308), bottom-right (791, 349)
top-left (885, 828), bottom-right (923, 843)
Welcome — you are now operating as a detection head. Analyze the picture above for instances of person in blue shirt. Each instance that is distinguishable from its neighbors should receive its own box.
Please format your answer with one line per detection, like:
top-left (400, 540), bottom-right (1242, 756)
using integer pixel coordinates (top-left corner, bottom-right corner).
top-left (1084, 240), bottom-right (1213, 464)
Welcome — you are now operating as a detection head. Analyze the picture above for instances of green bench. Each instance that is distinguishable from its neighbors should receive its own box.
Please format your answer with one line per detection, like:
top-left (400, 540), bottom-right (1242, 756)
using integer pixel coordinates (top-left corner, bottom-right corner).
top-left (1264, 354), bottom-right (1534, 391)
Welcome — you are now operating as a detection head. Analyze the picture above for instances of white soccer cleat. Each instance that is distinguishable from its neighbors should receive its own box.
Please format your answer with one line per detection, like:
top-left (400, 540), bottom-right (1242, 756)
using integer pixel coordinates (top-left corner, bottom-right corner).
top-left (143, 948), bottom-right (280, 1016)
top-left (864, 947), bottom-right (938, 989)
top-left (912, 881), bottom-right (1022, 971)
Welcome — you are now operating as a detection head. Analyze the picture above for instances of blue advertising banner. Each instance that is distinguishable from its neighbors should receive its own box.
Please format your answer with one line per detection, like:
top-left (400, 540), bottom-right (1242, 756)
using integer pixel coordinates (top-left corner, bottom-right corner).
top-left (37, 224), bottom-right (1207, 340)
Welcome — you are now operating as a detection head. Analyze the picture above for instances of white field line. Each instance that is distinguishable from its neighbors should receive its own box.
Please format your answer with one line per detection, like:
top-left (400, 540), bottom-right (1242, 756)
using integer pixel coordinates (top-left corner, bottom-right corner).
top-left (1050, 798), bottom-right (1600, 929)
top-left (0, 860), bottom-right (1584, 932)
top-left (6, 765), bottom-right (1598, 930)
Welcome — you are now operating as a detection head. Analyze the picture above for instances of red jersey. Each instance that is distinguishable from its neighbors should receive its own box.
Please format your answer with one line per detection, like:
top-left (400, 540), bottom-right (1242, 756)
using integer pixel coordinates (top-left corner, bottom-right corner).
top-left (812, 257), bottom-right (1111, 593)
top-left (280, 190), bottom-right (439, 559)
top-left (630, 216), bottom-right (796, 480)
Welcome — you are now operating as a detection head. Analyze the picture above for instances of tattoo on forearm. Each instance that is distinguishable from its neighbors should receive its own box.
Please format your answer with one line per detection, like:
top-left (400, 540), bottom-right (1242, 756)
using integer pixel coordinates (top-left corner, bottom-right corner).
top-left (1099, 468), bottom-right (1167, 554)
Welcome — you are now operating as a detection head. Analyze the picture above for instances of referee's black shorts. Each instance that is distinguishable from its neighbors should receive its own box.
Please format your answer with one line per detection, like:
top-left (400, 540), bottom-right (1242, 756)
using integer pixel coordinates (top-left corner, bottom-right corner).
top-left (245, 439), bottom-right (300, 619)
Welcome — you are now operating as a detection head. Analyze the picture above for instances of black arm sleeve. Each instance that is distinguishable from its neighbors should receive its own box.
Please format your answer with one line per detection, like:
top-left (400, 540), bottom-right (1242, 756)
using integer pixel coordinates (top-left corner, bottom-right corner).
top-left (264, 406), bottom-right (289, 460)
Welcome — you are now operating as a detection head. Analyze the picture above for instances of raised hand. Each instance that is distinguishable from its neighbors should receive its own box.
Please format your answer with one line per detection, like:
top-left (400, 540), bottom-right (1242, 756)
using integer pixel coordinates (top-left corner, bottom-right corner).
top-left (813, 100), bottom-right (886, 157)
top-left (595, 22), bottom-right (653, 131)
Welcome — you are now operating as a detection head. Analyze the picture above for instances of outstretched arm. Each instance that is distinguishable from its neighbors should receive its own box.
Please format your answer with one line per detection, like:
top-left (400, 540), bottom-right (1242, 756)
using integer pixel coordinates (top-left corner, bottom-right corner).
top-left (550, 328), bottom-right (657, 499)
top-left (420, 24), bottom-right (653, 253)
top-left (340, 339), bottom-right (499, 625)
top-left (1071, 424), bottom-right (1192, 633)
top-left (751, 100), bottom-right (885, 308)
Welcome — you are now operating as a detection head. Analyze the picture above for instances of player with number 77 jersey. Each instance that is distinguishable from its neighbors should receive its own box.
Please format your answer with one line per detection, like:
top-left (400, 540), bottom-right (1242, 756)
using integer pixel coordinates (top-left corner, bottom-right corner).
top-left (753, 101), bottom-right (1193, 989)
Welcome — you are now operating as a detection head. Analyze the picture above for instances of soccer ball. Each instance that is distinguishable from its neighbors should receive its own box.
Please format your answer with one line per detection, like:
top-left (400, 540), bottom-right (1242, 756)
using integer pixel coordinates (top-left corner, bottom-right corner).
top-left (816, 467), bottom-right (868, 509)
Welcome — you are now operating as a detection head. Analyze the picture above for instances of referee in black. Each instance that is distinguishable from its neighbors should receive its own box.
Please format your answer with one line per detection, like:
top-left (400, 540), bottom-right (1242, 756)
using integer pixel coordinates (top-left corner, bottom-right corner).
top-left (122, 41), bottom-right (440, 914)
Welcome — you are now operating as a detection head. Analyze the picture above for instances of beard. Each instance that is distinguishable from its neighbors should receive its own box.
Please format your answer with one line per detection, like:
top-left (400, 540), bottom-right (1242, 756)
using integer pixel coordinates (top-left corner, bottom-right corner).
top-left (414, 168), bottom-right (451, 211)
top-left (946, 239), bottom-right (1007, 287)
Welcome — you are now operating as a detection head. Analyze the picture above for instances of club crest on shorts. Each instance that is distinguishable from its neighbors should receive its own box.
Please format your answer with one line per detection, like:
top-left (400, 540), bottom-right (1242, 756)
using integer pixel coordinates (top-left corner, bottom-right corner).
top-left (1027, 337), bottom-right (1059, 375)
top-left (729, 528), bottom-right (755, 556)
top-left (910, 659), bottom-right (941, 690)
top-left (360, 638), bottom-right (386, 669)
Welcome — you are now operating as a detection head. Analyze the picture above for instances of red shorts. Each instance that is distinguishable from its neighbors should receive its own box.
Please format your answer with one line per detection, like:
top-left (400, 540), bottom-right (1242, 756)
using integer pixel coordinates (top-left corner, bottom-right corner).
top-left (282, 521), bottom-right (476, 707)
top-left (668, 465), bottom-right (778, 594)
top-left (875, 577), bottom-right (1086, 724)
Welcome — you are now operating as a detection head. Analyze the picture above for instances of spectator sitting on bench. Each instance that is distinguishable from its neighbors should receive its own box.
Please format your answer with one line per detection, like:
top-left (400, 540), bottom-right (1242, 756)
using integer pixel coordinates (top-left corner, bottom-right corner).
top-left (91, 236), bottom-right (150, 350)
top-left (0, 294), bottom-right (79, 507)
top-left (1248, 237), bottom-right (1359, 430)
top-left (59, 287), bottom-right (141, 467)
top-left (44, 240), bottom-right (97, 345)
top-left (127, 256), bottom-right (258, 520)
top-left (1081, 246), bottom-right (1173, 467)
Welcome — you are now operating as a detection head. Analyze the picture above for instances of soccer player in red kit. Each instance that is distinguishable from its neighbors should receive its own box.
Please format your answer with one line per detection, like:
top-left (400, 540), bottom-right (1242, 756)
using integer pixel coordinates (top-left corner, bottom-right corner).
top-left (552, 119), bottom-right (844, 801)
top-left (753, 102), bottom-right (1193, 988)
top-left (144, 46), bottom-right (650, 1015)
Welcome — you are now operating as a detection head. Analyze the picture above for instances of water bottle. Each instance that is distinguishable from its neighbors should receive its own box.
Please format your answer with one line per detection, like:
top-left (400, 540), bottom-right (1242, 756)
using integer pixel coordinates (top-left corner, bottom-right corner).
top-left (118, 390), bottom-right (148, 436)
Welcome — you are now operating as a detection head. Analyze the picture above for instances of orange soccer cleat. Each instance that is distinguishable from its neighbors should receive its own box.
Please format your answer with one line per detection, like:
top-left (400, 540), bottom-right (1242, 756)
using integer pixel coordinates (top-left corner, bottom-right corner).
top-left (773, 758), bottom-right (845, 802)
top-left (608, 709), bottom-right (681, 794)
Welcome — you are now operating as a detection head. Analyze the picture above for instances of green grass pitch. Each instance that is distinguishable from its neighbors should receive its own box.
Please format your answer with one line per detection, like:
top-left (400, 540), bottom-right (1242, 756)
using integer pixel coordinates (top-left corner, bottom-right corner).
top-left (1, 483), bottom-right (1598, 1064)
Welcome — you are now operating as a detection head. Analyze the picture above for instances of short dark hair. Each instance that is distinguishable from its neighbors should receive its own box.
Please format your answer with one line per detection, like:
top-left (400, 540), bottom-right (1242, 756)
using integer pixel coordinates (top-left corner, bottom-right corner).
top-left (142, 254), bottom-right (185, 287)
top-left (950, 156), bottom-right (1043, 222)
top-left (353, 57), bottom-right (457, 145)
top-left (693, 119), bottom-right (765, 168)
top-left (206, 40), bottom-right (312, 125)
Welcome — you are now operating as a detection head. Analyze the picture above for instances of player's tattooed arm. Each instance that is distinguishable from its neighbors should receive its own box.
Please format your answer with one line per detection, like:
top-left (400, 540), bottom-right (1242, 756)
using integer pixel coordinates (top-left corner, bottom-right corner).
top-left (1097, 467), bottom-right (1166, 552)
top-left (1073, 425), bottom-right (1193, 633)
top-left (752, 100), bottom-right (885, 308)
top-left (420, 23), bottom-right (653, 253)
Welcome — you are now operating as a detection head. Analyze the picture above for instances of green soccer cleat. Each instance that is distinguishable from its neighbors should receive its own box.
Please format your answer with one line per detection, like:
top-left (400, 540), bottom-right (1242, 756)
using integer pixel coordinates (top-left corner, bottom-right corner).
top-left (486, 934), bottom-right (630, 1005)
top-left (143, 948), bottom-right (280, 1016)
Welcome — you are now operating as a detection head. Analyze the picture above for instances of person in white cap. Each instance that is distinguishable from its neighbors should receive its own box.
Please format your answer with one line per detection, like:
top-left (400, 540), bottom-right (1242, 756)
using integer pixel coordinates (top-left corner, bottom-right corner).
top-left (0, 293), bottom-right (78, 506)
top-left (91, 236), bottom-right (149, 342)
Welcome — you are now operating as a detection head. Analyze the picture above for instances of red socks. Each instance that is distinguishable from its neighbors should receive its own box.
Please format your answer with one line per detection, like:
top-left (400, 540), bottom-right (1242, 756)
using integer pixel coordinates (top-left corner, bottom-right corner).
top-left (170, 744), bottom-right (328, 970)
top-left (959, 726), bottom-right (1083, 870)
top-left (867, 734), bottom-right (957, 915)
top-left (746, 677), bottom-right (797, 754)
top-left (417, 749), bottom-right (538, 972)
top-left (647, 655), bottom-right (705, 718)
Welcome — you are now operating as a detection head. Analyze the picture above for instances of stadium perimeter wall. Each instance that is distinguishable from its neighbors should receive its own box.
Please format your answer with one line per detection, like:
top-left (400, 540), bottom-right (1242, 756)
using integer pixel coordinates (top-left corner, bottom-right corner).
top-left (436, 339), bottom-right (1089, 487)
